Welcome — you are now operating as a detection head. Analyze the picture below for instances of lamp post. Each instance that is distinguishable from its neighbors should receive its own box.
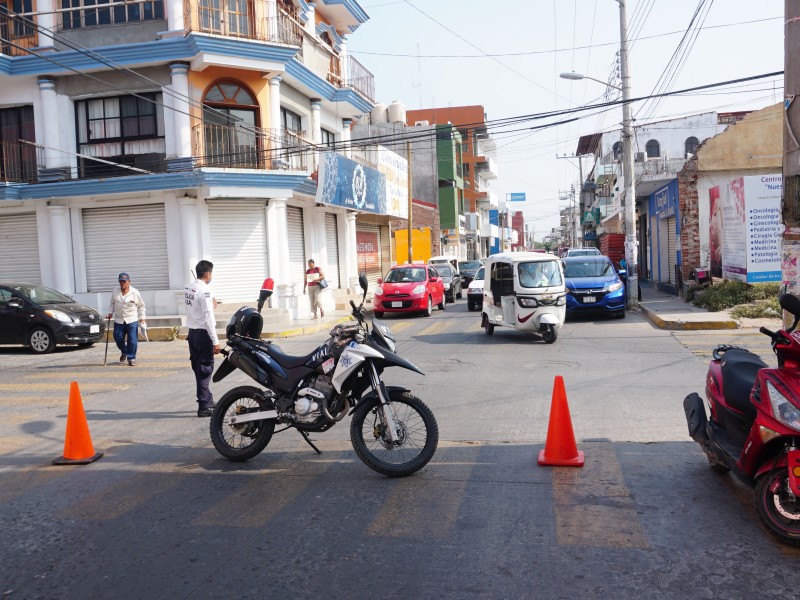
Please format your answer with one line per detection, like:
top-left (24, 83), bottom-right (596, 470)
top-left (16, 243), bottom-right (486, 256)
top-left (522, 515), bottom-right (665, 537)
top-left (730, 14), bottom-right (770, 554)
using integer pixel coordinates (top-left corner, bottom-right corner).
top-left (558, 0), bottom-right (638, 309)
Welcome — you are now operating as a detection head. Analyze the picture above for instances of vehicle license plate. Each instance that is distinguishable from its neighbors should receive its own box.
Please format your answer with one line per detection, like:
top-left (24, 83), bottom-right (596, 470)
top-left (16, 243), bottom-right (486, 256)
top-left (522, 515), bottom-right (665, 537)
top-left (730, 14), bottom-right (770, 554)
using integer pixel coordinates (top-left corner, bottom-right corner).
top-left (90, 324), bottom-right (100, 333)
top-left (583, 296), bottom-right (596, 304)
top-left (391, 302), bottom-right (403, 308)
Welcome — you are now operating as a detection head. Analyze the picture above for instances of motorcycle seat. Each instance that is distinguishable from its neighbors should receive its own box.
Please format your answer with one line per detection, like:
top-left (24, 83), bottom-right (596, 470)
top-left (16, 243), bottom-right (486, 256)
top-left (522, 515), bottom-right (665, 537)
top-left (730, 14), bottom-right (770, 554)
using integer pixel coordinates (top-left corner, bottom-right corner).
top-left (266, 343), bottom-right (313, 369)
top-left (720, 349), bottom-right (767, 417)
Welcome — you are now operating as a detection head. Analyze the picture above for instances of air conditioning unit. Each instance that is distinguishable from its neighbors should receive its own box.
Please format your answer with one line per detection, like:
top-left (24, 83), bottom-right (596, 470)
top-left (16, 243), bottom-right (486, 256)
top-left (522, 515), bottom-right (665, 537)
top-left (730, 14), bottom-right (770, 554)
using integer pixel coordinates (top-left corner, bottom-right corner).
top-left (414, 120), bottom-right (429, 127)
top-left (634, 152), bottom-right (646, 163)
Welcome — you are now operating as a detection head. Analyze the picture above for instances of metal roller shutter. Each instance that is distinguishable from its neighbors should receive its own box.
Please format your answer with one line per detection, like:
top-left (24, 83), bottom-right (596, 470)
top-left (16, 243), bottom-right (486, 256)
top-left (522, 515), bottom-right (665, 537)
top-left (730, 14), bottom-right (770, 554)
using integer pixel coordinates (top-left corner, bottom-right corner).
top-left (286, 206), bottom-right (306, 287)
top-left (0, 213), bottom-right (41, 283)
top-left (83, 204), bottom-right (168, 292)
top-left (208, 200), bottom-right (269, 303)
top-left (357, 223), bottom-right (383, 288)
top-left (324, 213), bottom-right (340, 289)
top-left (667, 216), bottom-right (677, 285)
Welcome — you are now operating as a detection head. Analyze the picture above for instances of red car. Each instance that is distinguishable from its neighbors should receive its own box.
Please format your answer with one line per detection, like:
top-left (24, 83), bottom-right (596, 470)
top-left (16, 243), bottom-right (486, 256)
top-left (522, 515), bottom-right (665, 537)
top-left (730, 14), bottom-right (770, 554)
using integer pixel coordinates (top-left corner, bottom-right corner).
top-left (373, 264), bottom-right (446, 318)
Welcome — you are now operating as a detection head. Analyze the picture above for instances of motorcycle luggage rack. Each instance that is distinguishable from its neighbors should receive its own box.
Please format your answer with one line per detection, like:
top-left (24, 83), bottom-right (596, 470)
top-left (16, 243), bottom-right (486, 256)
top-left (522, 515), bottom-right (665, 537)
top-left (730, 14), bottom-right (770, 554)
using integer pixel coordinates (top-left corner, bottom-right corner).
top-left (712, 344), bottom-right (754, 361)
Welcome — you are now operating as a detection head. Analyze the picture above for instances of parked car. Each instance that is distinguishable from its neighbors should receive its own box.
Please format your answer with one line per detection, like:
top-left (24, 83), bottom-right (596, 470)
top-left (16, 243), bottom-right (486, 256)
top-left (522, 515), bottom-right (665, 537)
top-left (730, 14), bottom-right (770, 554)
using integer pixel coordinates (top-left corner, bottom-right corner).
top-left (458, 260), bottom-right (483, 286)
top-left (562, 256), bottom-right (626, 318)
top-left (436, 264), bottom-right (462, 302)
top-left (0, 283), bottom-right (106, 353)
top-left (373, 264), bottom-right (446, 318)
top-left (564, 247), bottom-right (601, 258)
top-left (466, 265), bottom-right (485, 311)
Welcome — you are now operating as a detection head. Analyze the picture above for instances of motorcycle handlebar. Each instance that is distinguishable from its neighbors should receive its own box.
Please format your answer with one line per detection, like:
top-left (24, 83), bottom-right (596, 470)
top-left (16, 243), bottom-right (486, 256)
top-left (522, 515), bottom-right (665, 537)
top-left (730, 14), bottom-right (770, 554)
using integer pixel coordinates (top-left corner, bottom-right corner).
top-left (760, 326), bottom-right (776, 338)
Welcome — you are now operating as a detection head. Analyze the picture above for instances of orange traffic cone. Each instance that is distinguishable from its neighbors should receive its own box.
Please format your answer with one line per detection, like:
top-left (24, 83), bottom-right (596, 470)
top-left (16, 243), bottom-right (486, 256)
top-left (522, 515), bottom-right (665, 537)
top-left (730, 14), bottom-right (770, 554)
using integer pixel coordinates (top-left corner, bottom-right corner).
top-left (537, 375), bottom-right (584, 467)
top-left (53, 381), bottom-right (103, 465)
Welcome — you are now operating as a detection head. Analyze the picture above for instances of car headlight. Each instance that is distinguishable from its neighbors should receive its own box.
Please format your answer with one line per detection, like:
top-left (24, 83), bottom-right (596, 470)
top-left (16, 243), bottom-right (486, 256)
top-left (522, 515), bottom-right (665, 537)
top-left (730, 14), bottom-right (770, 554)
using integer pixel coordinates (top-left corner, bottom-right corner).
top-left (443, 282), bottom-right (450, 290)
top-left (412, 285), bottom-right (426, 295)
top-left (766, 381), bottom-right (800, 431)
top-left (556, 295), bottom-right (566, 306)
top-left (45, 309), bottom-right (76, 323)
top-left (607, 281), bottom-right (624, 292)
top-left (518, 297), bottom-right (538, 308)
top-left (375, 286), bottom-right (384, 296)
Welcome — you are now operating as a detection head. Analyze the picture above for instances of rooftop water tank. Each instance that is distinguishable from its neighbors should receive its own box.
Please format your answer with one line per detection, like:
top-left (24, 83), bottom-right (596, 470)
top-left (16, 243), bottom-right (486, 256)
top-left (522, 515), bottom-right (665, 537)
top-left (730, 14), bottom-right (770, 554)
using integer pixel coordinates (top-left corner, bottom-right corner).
top-left (371, 103), bottom-right (388, 124)
top-left (387, 100), bottom-right (406, 124)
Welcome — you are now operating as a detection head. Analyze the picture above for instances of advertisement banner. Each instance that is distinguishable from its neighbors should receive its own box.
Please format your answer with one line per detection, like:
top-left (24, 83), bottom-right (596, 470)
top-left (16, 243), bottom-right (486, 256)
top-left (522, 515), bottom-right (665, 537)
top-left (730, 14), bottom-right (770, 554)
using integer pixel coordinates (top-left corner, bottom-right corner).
top-left (356, 230), bottom-right (380, 270)
top-left (720, 175), bottom-right (783, 283)
top-left (376, 147), bottom-right (408, 219)
top-left (316, 151), bottom-right (386, 214)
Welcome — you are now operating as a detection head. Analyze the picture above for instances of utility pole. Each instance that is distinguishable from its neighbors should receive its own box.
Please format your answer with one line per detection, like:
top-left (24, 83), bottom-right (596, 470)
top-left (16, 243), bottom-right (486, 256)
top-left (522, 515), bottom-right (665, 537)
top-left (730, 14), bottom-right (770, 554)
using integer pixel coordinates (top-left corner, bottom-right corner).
top-left (618, 0), bottom-right (638, 308)
top-left (407, 140), bottom-right (413, 264)
top-left (556, 154), bottom-right (585, 248)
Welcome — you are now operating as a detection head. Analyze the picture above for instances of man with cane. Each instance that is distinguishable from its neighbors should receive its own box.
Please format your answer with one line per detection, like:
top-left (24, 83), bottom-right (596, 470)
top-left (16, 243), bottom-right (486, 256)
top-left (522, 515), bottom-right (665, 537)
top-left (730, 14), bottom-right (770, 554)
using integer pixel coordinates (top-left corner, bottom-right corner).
top-left (106, 272), bottom-right (146, 366)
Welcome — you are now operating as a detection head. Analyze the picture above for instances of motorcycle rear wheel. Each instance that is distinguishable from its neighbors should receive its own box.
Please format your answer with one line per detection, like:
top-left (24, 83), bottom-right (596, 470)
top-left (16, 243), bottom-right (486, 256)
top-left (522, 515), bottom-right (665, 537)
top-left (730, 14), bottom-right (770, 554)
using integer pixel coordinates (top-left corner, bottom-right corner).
top-left (755, 468), bottom-right (800, 545)
top-left (350, 390), bottom-right (438, 477)
top-left (210, 386), bottom-right (276, 462)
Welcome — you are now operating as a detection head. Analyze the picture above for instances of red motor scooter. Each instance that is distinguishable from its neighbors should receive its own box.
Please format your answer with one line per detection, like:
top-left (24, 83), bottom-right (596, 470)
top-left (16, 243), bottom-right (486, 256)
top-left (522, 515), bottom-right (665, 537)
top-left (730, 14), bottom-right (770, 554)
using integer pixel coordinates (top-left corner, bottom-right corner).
top-left (684, 293), bottom-right (800, 545)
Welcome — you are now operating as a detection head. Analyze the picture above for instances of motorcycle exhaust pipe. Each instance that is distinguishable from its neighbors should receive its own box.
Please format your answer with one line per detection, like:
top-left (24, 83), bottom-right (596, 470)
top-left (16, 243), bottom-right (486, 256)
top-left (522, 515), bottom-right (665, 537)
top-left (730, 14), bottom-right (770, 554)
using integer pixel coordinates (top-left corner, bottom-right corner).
top-left (323, 396), bottom-right (351, 423)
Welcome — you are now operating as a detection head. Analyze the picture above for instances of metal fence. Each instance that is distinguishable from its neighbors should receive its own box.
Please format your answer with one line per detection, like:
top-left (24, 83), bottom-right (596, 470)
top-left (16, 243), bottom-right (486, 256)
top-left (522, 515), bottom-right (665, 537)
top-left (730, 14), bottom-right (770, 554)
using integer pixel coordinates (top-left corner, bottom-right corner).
top-left (346, 55), bottom-right (375, 103)
top-left (184, 0), bottom-right (301, 45)
top-left (192, 123), bottom-right (309, 171)
top-left (0, 11), bottom-right (38, 57)
top-left (1, 141), bottom-right (41, 183)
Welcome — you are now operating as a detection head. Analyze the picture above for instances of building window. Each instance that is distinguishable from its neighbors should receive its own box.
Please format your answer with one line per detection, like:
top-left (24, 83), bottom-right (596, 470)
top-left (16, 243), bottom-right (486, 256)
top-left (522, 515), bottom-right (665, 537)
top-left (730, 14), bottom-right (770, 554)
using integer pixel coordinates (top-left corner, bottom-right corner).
top-left (61, 0), bottom-right (164, 29)
top-left (0, 105), bottom-right (37, 182)
top-left (685, 136), bottom-right (699, 156)
top-left (75, 93), bottom-right (165, 178)
top-left (645, 139), bottom-right (660, 158)
top-left (321, 128), bottom-right (336, 149)
top-left (612, 141), bottom-right (622, 160)
top-left (202, 81), bottom-right (259, 168)
top-left (280, 107), bottom-right (302, 133)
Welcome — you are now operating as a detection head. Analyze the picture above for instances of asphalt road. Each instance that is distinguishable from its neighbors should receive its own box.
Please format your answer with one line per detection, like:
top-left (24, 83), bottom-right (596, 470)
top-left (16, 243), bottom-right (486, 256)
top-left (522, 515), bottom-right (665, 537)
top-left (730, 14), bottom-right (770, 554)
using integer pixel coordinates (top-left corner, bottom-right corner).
top-left (1, 303), bottom-right (798, 600)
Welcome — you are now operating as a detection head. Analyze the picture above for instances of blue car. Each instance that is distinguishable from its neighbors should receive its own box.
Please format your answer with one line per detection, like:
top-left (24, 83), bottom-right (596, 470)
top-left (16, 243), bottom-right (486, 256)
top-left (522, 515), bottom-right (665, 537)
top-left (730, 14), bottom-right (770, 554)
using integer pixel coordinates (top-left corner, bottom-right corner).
top-left (562, 256), bottom-right (626, 319)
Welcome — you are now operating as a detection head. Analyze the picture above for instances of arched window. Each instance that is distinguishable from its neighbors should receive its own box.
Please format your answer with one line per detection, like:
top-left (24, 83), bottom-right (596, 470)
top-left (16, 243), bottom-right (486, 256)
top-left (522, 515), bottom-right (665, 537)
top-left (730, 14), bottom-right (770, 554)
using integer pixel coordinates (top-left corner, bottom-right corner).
top-left (202, 81), bottom-right (260, 168)
top-left (612, 141), bottom-right (622, 160)
top-left (645, 139), bottom-right (660, 158)
top-left (685, 136), bottom-right (699, 155)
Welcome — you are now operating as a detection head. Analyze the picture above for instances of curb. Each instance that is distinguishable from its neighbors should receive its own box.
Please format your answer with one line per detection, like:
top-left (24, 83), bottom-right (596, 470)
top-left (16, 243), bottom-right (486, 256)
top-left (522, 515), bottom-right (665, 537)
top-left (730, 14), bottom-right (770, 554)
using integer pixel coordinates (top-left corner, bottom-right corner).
top-left (262, 316), bottom-right (353, 338)
top-left (640, 305), bottom-right (738, 331)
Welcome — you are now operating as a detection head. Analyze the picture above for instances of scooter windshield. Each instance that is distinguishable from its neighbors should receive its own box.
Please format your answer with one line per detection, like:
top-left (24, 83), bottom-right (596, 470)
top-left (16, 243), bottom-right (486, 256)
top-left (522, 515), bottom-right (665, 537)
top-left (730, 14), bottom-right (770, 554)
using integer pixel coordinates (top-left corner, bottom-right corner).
top-left (518, 261), bottom-right (563, 288)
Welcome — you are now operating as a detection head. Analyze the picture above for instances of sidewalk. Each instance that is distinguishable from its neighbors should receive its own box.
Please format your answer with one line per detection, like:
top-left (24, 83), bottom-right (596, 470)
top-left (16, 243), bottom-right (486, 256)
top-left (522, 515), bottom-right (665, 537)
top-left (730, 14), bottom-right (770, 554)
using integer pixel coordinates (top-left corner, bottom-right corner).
top-left (260, 310), bottom-right (355, 338)
top-left (639, 281), bottom-right (739, 330)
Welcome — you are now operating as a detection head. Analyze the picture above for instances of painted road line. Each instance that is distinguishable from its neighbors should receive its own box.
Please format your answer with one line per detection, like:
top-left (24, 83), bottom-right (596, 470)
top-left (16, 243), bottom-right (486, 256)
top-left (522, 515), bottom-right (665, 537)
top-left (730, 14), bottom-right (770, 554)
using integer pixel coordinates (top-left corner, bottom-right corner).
top-left (0, 383), bottom-right (126, 392)
top-left (24, 370), bottom-right (179, 380)
top-left (385, 320), bottom-right (413, 333)
top-left (552, 442), bottom-right (648, 548)
top-left (193, 454), bottom-right (342, 528)
top-left (368, 447), bottom-right (479, 538)
top-left (0, 396), bottom-right (68, 406)
top-left (417, 321), bottom-right (450, 337)
top-left (26, 360), bottom-right (192, 371)
top-left (0, 435), bottom-right (42, 456)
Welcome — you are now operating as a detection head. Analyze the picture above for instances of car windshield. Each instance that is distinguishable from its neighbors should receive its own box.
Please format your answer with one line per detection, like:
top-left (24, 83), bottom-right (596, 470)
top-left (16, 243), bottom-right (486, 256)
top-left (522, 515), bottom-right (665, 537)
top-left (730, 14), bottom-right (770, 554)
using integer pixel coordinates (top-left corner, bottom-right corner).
top-left (568, 249), bottom-right (599, 257)
top-left (474, 266), bottom-right (484, 280)
top-left (518, 261), bottom-right (562, 288)
top-left (437, 265), bottom-right (453, 278)
top-left (563, 260), bottom-right (616, 278)
top-left (384, 268), bottom-right (426, 283)
top-left (10, 285), bottom-right (73, 304)
top-left (459, 261), bottom-right (481, 271)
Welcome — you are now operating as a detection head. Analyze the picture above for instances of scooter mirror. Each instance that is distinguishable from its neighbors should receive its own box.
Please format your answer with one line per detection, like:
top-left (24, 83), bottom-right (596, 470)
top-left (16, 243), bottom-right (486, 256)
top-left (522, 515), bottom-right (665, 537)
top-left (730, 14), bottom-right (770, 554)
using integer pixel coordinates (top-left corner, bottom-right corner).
top-left (779, 293), bottom-right (800, 333)
top-left (358, 272), bottom-right (368, 292)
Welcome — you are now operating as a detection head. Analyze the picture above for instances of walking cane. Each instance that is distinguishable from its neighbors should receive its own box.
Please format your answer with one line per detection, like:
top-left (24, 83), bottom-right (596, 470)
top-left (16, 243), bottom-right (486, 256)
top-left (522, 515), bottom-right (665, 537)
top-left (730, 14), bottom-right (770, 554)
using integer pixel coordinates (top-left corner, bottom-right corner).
top-left (103, 316), bottom-right (111, 366)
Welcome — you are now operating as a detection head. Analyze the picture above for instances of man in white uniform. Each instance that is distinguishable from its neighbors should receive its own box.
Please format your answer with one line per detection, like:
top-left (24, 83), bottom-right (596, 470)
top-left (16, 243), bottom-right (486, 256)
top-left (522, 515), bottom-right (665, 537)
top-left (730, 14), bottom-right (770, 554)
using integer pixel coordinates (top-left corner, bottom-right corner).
top-left (184, 260), bottom-right (220, 417)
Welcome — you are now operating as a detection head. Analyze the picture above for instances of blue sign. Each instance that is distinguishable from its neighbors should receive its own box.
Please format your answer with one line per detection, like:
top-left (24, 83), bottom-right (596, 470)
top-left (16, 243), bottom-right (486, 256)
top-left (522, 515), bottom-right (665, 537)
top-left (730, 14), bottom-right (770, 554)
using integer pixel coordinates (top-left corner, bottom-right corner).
top-left (509, 193), bottom-right (526, 202)
top-left (316, 152), bottom-right (386, 214)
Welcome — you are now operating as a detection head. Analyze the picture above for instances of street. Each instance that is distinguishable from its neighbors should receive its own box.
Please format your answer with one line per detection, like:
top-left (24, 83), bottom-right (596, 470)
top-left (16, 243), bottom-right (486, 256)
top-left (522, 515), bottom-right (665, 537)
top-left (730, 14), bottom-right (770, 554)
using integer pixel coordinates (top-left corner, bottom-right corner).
top-left (2, 304), bottom-right (799, 600)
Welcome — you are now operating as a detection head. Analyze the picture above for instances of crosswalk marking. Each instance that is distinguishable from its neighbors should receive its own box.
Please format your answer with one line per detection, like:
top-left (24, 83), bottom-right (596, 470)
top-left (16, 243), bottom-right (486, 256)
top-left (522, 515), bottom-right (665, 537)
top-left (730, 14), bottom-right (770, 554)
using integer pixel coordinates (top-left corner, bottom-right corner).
top-left (384, 320), bottom-right (412, 332)
top-left (0, 382), bottom-right (125, 392)
top-left (368, 448), bottom-right (479, 538)
top-left (24, 370), bottom-right (178, 380)
top-left (552, 442), bottom-right (648, 548)
top-left (417, 321), bottom-right (450, 337)
top-left (192, 453), bottom-right (344, 528)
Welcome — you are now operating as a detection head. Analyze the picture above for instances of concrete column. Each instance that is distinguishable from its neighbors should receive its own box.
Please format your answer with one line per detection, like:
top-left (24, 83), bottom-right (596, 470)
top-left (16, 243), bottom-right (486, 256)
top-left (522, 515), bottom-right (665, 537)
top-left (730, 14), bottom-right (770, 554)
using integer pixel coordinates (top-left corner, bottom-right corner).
top-left (304, 3), bottom-right (316, 35)
top-left (267, 198), bottom-right (289, 284)
top-left (264, 0), bottom-right (278, 40)
top-left (310, 99), bottom-right (321, 169)
top-left (162, 83), bottom-right (177, 157)
top-left (36, 0), bottom-right (56, 48)
top-left (269, 76), bottom-right (282, 166)
top-left (169, 62), bottom-right (192, 158)
top-left (344, 211), bottom-right (358, 292)
top-left (37, 77), bottom-right (63, 169)
top-left (48, 204), bottom-right (73, 293)
top-left (341, 118), bottom-right (352, 158)
top-left (178, 196), bottom-right (200, 271)
top-left (167, 0), bottom-right (185, 32)
top-left (339, 36), bottom-right (349, 84)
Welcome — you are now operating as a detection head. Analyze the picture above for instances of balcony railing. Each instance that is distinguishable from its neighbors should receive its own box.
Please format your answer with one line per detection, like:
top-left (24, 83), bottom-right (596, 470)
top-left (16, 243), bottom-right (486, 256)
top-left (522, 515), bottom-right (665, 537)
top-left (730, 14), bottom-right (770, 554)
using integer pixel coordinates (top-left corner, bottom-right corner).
top-left (192, 122), bottom-right (309, 171)
top-left (1, 141), bottom-right (41, 183)
top-left (635, 156), bottom-right (688, 178)
top-left (0, 10), bottom-right (38, 56)
top-left (184, 0), bottom-right (302, 46)
top-left (346, 55), bottom-right (375, 103)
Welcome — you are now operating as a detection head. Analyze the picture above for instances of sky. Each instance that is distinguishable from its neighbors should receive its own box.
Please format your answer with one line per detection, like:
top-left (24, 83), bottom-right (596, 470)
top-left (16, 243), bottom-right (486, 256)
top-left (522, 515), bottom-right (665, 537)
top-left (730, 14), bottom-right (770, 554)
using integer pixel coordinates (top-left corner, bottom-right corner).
top-left (348, 0), bottom-right (785, 240)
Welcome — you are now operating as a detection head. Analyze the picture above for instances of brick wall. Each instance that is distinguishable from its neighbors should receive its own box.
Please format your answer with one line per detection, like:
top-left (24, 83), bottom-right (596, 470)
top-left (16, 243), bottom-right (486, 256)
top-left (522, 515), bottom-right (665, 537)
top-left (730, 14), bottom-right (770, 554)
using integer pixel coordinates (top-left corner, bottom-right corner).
top-left (677, 157), bottom-right (701, 283)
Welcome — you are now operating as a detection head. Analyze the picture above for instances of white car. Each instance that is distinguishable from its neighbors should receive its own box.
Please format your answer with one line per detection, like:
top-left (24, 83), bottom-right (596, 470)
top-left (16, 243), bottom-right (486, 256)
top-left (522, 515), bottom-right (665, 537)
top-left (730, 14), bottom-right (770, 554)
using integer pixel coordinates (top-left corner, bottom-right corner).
top-left (466, 266), bottom-right (485, 311)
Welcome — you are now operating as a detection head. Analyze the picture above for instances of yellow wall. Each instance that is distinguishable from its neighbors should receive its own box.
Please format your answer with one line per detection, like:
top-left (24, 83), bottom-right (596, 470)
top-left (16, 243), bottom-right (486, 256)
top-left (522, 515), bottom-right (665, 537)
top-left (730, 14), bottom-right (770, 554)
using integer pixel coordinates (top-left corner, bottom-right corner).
top-left (188, 68), bottom-right (273, 129)
top-left (393, 228), bottom-right (432, 264)
top-left (697, 103), bottom-right (782, 172)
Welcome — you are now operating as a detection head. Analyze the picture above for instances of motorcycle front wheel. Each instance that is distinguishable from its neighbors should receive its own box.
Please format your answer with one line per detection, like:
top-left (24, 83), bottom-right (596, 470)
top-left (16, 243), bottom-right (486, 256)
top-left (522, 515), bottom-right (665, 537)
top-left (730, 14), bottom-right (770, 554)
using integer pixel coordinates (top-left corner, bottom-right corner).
top-left (755, 468), bottom-right (800, 545)
top-left (350, 390), bottom-right (438, 477)
top-left (210, 386), bottom-right (276, 462)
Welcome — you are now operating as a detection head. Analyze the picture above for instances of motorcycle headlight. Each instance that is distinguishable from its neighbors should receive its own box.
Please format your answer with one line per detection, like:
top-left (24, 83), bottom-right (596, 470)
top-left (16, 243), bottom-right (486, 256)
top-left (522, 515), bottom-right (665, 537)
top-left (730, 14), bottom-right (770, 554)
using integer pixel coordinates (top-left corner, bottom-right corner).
top-left (518, 297), bottom-right (538, 308)
top-left (607, 281), bottom-right (624, 292)
top-left (45, 309), bottom-right (76, 323)
top-left (556, 295), bottom-right (566, 306)
top-left (412, 285), bottom-right (426, 295)
top-left (766, 381), bottom-right (800, 431)
top-left (375, 286), bottom-right (384, 296)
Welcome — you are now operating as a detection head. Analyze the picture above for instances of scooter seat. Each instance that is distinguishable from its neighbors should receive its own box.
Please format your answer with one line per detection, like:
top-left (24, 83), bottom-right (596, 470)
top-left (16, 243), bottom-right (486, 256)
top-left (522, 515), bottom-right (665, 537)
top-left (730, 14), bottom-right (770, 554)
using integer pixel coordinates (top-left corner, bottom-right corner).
top-left (266, 344), bottom-right (313, 369)
top-left (720, 349), bottom-right (767, 417)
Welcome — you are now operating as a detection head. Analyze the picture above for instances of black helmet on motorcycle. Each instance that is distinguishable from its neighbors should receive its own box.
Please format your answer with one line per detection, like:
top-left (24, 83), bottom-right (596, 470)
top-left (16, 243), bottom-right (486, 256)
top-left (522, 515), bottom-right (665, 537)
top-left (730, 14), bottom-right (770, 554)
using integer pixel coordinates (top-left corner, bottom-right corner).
top-left (226, 307), bottom-right (263, 339)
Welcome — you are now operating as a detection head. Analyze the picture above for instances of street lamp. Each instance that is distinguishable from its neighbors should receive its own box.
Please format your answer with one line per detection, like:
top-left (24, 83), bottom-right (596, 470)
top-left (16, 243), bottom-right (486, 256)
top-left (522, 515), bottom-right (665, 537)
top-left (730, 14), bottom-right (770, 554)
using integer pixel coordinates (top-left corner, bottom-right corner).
top-left (558, 0), bottom-right (638, 309)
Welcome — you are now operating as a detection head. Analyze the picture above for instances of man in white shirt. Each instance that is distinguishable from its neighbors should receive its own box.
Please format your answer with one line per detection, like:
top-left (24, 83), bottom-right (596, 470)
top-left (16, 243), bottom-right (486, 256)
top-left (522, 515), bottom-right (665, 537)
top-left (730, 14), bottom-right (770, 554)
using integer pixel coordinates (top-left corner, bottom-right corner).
top-left (106, 272), bottom-right (146, 366)
top-left (185, 260), bottom-right (220, 417)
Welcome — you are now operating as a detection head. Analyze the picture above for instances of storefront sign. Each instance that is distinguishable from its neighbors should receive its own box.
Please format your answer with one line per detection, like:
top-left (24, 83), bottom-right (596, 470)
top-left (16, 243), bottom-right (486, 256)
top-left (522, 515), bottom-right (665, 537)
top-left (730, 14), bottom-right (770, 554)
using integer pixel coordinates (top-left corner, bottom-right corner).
top-left (316, 152), bottom-right (386, 214)
top-left (356, 230), bottom-right (380, 270)
top-left (655, 185), bottom-right (675, 218)
top-left (376, 147), bottom-right (408, 219)
top-left (509, 193), bottom-right (526, 202)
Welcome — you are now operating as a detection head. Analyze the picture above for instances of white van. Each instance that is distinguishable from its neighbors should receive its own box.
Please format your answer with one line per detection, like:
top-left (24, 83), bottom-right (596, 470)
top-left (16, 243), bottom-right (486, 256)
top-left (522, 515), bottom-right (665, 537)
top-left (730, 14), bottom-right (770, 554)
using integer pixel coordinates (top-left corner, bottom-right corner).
top-left (428, 255), bottom-right (460, 278)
